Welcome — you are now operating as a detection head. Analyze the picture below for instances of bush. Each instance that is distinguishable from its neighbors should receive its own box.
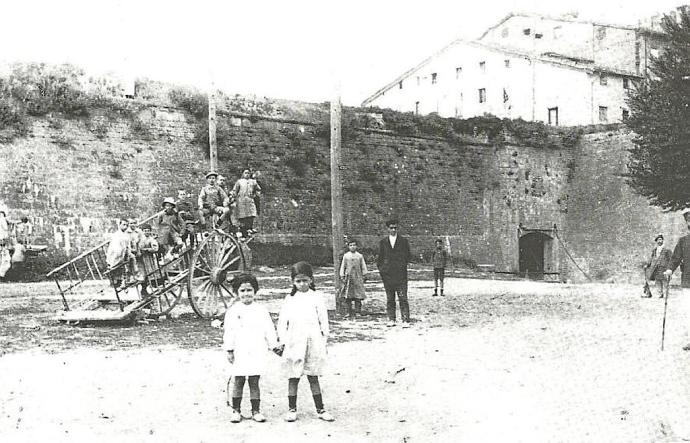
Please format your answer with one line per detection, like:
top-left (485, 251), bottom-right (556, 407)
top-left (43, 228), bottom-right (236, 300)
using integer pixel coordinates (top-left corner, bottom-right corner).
top-left (169, 86), bottom-right (208, 118)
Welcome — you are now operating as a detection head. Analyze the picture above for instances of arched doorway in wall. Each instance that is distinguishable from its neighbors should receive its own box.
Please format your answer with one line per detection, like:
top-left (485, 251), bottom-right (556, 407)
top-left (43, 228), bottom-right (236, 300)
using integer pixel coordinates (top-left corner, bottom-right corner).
top-left (518, 231), bottom-right (553, 280)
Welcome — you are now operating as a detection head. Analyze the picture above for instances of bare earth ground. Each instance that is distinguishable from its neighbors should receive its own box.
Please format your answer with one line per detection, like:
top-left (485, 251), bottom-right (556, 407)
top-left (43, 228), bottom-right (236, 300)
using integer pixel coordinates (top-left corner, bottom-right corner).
top-left (2, 269), bottom-right (690, 443)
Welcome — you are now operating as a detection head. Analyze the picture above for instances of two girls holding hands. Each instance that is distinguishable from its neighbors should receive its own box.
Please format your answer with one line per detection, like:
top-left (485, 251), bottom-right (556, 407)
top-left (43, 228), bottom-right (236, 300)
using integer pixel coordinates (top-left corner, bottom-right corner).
top-left (222, 261), bottom-right (334, 424)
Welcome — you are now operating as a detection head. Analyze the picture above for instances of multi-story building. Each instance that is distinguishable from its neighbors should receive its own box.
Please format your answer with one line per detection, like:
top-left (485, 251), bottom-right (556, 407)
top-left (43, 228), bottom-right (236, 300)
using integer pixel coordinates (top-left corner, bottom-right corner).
top-left (362, 12), bottom-right (668, 126)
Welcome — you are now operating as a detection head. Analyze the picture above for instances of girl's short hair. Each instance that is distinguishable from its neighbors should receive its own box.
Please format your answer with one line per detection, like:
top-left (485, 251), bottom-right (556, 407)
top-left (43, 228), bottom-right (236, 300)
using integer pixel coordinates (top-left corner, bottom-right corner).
top-left (140, 223), bottom-right (152, 230)
top-left (230, 273), bottom-right (259, 293)
top-left (290, 261), bottom-right (316, 296)
top-left (347, 238), bottom-right (359, 246)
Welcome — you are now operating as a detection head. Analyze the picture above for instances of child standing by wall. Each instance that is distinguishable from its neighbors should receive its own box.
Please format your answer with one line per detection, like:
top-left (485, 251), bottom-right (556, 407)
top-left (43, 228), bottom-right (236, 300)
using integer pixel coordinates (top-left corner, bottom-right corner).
top-left (339, 239), bottom-right (368, 320)
top-left (432, 238), bottom-right (449, 296)
top-left (278, 261), bottom-right (335, 422)
top-left (223, 273), bottom-right (281, 423)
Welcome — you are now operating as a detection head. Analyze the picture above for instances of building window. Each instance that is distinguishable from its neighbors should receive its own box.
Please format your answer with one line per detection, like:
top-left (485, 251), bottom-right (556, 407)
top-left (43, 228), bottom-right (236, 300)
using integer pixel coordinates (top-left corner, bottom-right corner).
top-left (535, 33), bottom-right (543, 39)
top-left (399, 80), bottom-right (403, 89)
top-left (623, 78), bottom-right (630, 89)
top-left (479, 61), bottom-right (486, 73)
top-left (599, 106), bottom-right (608, 123)
top-left (523, 28), bottom-right (531, 35)
top-left (415, 101), bottom-right (420, 115)
top-left (622, 109), bottom-right (630, 121)
top-left (504, 59), bottom-right (510, 68)
top-left (548, 107), bottom-right (559, 126)
top-left (455, 67), bottom-right (462, 79)
top-left (501, 28), bottom-right (509, 38)
top-left (431, 73), bottom-right (437, 84)
top-left (600, 74), bottom-right (608, 86)
top-left (479, 88), bottom-right (486, 103)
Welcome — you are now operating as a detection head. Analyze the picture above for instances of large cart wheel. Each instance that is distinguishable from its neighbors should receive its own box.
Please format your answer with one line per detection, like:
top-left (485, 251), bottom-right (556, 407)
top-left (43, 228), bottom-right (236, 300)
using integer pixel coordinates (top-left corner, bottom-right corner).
top-left (188, 230), bottom-right (246, 319)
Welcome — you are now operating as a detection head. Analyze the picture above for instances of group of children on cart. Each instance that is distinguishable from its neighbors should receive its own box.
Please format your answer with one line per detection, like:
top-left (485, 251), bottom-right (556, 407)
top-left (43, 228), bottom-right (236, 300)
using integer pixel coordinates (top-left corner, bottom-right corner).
top-left (223, 261), bottom-right (335, 423)
top-left (104, 169), bottom-right (262, 289)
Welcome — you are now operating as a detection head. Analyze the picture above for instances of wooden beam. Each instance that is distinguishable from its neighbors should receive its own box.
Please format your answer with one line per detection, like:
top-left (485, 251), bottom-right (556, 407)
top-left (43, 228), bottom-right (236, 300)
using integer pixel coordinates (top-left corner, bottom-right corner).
top-left (330, 93), bottom-right (345, 314)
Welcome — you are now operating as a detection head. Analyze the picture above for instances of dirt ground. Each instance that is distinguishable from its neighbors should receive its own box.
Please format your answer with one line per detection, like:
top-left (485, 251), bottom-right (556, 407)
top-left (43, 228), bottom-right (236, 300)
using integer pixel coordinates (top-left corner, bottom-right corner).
top-left (2, 270), bottom-right (690, 443)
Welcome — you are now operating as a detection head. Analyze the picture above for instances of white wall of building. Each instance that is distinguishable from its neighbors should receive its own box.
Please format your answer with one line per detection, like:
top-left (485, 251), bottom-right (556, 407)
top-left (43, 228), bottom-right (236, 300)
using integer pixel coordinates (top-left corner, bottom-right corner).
top-left (365, 40), bottom-right (632, 126)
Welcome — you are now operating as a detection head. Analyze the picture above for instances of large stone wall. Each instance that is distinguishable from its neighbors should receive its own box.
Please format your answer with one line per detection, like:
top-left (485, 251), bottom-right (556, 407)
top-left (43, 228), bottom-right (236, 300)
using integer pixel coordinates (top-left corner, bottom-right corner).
top-left (564, 129), bottom-right (687, 284)
top-left (0, 98), bottom-right (683, 283)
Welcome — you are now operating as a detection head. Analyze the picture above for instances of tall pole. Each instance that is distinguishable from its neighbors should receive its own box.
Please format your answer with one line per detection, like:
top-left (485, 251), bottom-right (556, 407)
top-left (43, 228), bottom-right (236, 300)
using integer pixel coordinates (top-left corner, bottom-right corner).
top-left (208, 84), bottom-right (218, 172)
top-left (330, 92), bottom-right (344, 315)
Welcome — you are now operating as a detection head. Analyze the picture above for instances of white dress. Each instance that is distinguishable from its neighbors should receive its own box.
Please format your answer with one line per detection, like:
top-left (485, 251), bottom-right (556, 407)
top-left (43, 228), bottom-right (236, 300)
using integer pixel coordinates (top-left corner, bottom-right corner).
top-left (277, 290), bottom-right (330, 377)
top-left (223, 302), bottom-right (278, 376)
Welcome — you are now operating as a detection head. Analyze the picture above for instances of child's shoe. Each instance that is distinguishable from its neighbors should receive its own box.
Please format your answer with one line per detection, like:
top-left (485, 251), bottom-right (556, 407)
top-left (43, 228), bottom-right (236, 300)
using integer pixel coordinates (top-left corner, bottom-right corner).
top-left (432, 291), bottom-right (438, 297)
top-left (230, 409), bottom-right (242, 423)
top-left (317, 410), bottom-right (335, 422)
top-left (252, 411), bottom-right (266, 422)
top-left (284, 409), bottom-right (298, 422)
top-left (440, 290), bottom-right (445, 296)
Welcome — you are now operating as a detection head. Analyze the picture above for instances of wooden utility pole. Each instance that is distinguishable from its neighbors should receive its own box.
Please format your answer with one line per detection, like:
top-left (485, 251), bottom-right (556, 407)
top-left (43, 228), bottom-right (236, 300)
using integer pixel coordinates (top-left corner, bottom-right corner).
top-left (208, 85), bottom-right (218, 172)
top-left (330, 93), bottom-right (345, 314)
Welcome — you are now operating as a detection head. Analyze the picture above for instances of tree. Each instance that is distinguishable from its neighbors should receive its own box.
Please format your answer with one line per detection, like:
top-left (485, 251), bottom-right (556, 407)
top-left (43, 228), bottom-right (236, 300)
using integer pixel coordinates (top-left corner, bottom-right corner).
top-left (626, 7), bottom-right (690, 211)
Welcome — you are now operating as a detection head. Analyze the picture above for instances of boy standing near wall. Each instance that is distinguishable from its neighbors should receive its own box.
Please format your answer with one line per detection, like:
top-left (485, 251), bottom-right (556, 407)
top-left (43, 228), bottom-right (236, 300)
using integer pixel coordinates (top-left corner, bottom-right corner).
top-left (432, 238), bottom-right (449, 297)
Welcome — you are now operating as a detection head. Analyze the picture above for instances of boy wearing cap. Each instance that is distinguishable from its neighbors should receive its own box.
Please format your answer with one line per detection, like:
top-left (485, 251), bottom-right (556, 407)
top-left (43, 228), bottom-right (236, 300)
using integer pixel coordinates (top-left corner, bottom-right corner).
top-left (644, 233), bottom-right (671, 298)
top-left (157, 198), bottom-right (186, 255)
top-left (198, 172), bottom-right (230, 229)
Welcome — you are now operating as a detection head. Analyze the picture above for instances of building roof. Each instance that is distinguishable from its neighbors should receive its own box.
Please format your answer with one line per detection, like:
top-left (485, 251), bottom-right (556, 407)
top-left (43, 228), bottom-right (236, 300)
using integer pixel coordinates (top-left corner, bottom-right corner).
top-left (361, 39), bottom-right (642, 106)
top-left (478, 11), bottom-right (665, 40)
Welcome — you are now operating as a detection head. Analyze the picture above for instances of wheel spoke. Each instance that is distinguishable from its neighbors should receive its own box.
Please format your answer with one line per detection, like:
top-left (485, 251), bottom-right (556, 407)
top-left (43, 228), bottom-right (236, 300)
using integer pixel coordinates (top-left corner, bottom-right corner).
top-left (219, 243), bottom-right (238, 268)
top-left (198, 255), bottom-right (213, 273)
top-left (205, 284), bottom-right (218, 315)
top-left (220, 256), bottom-right (241, 272)
top-left (191, 274), bottom-right (211, 283)
top-left (218, 283), bottom-right (233, 308)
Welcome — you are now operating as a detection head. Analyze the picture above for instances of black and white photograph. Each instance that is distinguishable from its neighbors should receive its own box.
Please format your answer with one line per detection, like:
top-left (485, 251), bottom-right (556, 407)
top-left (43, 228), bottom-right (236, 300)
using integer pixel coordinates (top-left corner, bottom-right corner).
top-left (1, 0), bottom-right (690, 441)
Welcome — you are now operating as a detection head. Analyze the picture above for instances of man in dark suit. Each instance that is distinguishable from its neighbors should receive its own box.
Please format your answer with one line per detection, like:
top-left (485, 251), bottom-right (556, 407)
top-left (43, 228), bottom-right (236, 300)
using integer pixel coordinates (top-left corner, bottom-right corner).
top-left (644, 233), bottom-right (672, 298)
top-left (376, 219), bottom-right (411, 327)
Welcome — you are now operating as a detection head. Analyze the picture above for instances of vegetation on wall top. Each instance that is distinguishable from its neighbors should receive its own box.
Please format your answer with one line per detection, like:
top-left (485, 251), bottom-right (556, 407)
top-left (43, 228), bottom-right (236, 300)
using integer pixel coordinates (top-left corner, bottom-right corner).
top-left (348, 107), bottom-right (583, 150)
top-left (0, 63), bottom-right (138, 142)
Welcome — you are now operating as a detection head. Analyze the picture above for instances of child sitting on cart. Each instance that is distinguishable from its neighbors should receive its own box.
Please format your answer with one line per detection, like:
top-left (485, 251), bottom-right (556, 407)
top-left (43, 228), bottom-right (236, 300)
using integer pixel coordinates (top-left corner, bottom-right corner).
top-left (198, 171), bottom-right (230, 230)
top-left (157, 197), bottom-right (186, 257)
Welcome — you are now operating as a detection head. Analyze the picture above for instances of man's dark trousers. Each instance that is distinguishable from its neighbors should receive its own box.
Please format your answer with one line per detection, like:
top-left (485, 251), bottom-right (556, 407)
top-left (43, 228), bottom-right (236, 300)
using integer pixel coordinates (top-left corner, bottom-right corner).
top-left (384, 279), bottom-right (409, 322)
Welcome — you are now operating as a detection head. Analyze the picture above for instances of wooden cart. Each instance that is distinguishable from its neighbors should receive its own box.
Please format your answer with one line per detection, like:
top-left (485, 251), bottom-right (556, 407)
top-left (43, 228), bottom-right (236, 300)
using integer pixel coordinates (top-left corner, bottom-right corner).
top-left (48, 213), bottom-right (249, 324)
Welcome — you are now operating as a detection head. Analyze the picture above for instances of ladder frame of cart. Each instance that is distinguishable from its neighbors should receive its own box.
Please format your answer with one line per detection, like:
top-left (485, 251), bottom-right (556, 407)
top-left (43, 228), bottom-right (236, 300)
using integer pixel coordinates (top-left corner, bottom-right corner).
top-left (47, 212), bottom-right (249, 324)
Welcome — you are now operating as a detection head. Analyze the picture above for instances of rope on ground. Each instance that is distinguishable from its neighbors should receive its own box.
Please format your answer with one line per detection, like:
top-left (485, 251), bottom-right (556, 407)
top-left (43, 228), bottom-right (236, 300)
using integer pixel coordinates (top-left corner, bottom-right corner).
top-left (554, 230), bottom-right (592, 281)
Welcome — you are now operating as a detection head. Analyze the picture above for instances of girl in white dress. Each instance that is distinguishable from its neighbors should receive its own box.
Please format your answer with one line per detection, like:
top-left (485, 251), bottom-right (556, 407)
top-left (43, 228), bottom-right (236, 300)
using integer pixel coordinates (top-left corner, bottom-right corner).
top-left (278, 261), bottom-right (335, 422)
top-left (223, 273), bottom-right (281, 423)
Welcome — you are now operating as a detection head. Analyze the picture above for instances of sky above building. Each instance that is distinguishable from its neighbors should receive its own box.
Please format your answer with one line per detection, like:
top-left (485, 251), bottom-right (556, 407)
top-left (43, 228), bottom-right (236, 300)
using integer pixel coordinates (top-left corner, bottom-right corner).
top-left (1, 0), bottom-right (686, 105)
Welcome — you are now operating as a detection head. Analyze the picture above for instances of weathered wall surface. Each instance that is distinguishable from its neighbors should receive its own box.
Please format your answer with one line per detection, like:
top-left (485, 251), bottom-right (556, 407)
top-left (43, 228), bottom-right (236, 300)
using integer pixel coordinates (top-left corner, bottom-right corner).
top-left (563, 129), bottom-right (687, 284)
top-left (0, 98), bottom-right (682, 284)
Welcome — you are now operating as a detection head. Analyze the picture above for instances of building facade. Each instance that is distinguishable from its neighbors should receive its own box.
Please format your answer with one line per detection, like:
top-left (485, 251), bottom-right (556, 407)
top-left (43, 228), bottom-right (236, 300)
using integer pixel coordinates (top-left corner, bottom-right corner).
top-left (362, 12), bottom-right (667, 126)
